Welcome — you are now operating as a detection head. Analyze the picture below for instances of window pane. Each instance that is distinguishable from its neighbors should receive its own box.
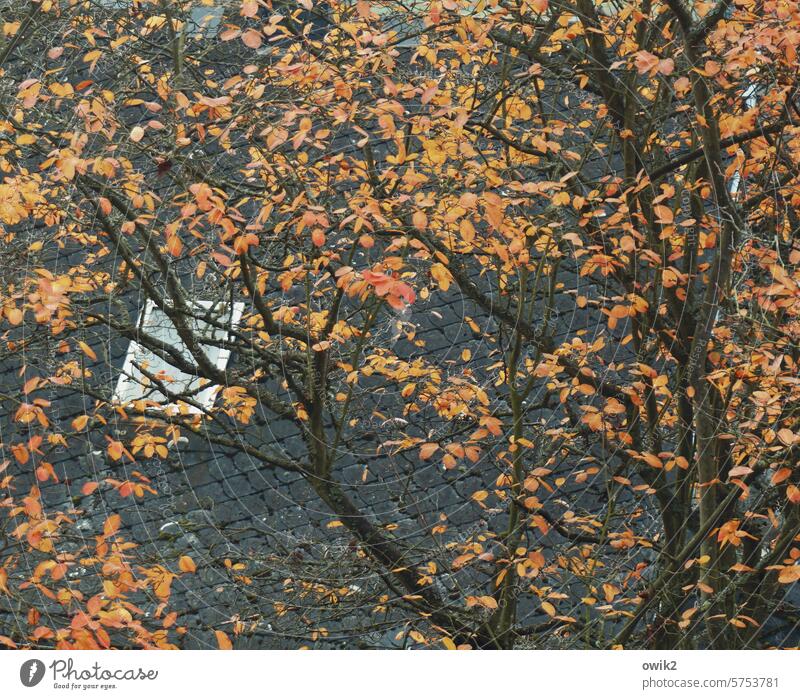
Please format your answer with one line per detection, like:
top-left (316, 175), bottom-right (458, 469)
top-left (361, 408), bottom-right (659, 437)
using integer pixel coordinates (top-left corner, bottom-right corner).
top-left (114, 299), bottom-right (243, 412)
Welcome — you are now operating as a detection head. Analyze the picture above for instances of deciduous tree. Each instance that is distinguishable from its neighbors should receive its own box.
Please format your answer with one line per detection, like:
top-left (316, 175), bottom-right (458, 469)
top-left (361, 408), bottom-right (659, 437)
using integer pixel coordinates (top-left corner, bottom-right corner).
top-left (1, 0), bottom-right (799, 649)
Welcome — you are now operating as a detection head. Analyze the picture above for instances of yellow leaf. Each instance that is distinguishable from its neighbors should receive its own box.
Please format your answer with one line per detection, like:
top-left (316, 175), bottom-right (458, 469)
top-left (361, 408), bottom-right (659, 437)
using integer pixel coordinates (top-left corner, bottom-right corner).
top-left (541, 601), bottom-right (556, 616)
top-left (408, 630), bottom-right (426, 644)
top-left (5, 307), bottom-right (23, 325)
top-left (552, 191), bottom-right (570, 207)
top-left (430, 263), bottom-right (452, 292)
top-left (602, 583), bottom-right (619, 602)
top-left (471, 490), bottom-right (488, 502)
top-left (459, 218), bottom-right (476, 244)
top-left (78, 341), bottom-right (97, 361)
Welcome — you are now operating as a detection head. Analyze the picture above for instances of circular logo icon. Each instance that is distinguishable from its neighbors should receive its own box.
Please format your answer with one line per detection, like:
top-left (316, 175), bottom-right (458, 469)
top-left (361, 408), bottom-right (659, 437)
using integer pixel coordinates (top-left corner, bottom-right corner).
top-left (20, 659), bottom-right (45, 688)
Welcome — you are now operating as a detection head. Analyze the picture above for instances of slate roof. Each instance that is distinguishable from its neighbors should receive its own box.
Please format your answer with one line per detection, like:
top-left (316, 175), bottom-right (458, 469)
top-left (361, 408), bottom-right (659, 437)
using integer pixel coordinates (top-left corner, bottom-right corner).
top-left (0, 237), bottom-right (635, 649)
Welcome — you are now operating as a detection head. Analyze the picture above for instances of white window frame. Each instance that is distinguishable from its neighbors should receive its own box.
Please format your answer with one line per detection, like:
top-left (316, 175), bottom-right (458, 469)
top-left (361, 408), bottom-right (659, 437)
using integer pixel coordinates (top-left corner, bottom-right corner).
top-left (113, 298), bottom-right (244, 413)
top-left (94, 1), bottom-right (224, 38)
top-left (373, 1), bottom-right (427, 48)
top-left (187, 1), bottom-right (224, 37)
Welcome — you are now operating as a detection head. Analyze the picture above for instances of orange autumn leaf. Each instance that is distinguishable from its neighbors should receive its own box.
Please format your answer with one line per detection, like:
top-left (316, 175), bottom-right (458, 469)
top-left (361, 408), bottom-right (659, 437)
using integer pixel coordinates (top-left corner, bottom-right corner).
top-left (178, 556), bottom-right (197, 574)
top-left (78, 341), bottom-right (97, 361)
top-left (215, 630), bottom-right (233, 650)
top-left (103, 514), bottom-right (121, 538)
top-left (107, 440), bottom-right (124, 461)
top-left (778, 566), bottom-right (800, 584)
top-left (81, 481), bottom-right (99, 496)
top-left (641, 453), bottom-right (663, 469)
top-left (241, 29), bottom-right (262, 49)
top-left (771, 468), bottom-right (792, 485)
top-left (72, 414), bottom-right (90, 431)
top-left (541, 601), bottom-right (556, 617)
top-left (419, 443), bottom-right (439, 460)
top-left (777, 428), bottom-right (798, 446)
top-left (465, 595), bottom-right (498, 610)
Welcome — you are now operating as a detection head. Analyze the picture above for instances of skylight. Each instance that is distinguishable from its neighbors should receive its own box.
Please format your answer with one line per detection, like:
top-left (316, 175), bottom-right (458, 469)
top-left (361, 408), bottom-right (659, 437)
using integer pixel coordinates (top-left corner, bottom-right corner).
top-left (113, 298), bottom-right (244, 413)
